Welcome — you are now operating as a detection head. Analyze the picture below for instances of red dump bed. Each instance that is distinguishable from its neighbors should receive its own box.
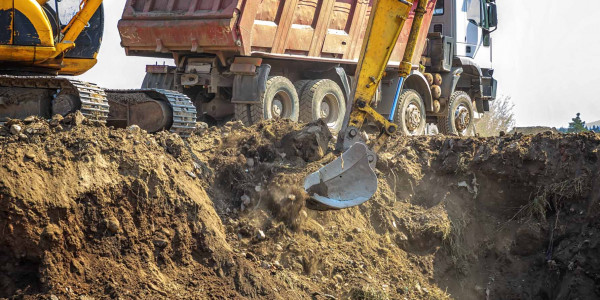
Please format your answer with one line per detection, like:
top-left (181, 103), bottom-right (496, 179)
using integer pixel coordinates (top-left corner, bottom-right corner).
top-left (119, 0), bottom-right (436, 65)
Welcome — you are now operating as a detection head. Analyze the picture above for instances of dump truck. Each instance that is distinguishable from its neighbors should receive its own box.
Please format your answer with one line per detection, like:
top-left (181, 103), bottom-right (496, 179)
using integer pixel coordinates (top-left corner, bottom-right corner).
top-left (119, 0), bottom-right (497, 136)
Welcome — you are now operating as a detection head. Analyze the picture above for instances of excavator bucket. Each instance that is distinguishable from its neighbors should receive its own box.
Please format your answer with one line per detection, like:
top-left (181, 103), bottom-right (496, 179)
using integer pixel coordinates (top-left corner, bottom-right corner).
top-left (304, 143), bottom-right (377, 210)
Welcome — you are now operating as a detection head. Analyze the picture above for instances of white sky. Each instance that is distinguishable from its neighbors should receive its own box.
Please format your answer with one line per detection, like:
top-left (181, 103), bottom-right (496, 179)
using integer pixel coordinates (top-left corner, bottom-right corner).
top-left (78, 1), bottom-right (600, 127)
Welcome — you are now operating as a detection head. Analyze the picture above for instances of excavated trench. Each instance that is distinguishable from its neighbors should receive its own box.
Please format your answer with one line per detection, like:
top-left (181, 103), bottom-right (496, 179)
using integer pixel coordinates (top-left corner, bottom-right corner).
top-left (0, 115), bottom-right (598, 299)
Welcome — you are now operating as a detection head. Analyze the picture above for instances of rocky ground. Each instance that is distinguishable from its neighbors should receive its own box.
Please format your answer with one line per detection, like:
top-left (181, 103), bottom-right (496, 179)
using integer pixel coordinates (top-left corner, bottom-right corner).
top-left (0, 114), bottom-right (599, 299)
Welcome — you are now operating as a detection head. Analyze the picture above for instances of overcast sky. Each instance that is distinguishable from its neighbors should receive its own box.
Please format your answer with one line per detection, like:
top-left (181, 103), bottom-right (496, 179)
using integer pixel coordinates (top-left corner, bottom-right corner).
top-left (78, 1), bottom-right (600, 127)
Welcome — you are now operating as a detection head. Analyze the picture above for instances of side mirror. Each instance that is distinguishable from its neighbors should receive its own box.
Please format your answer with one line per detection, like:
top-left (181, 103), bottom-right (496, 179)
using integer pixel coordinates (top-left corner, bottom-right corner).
top-left (487, 3), bottom-right (498, 28)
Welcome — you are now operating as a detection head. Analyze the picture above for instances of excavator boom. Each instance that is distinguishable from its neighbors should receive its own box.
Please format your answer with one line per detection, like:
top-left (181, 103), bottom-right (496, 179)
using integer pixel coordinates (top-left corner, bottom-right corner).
top-left (304, 0), bottom-right (431, 210)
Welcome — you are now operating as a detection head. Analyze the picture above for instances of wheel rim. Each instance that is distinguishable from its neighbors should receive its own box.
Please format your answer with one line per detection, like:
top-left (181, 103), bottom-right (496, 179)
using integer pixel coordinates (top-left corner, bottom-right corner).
top-left (271, 90), bottom-right (292, 119)
top-left (319, 93), bottom-right (340, 127)
top-left (403, 100), bottom-right (423, 135)
top-left (454, 103), bottom-right (472, 135)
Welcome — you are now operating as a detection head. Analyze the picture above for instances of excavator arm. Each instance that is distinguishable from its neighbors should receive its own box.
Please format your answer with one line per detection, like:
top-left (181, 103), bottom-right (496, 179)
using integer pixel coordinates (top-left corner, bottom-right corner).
top-left (304, 0), bottom-right (431, 210)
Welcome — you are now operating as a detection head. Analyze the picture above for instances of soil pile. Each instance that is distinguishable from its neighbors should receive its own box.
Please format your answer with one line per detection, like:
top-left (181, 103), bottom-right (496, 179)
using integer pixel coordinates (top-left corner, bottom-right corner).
top-left (0, 116), bottom-right (599, 299)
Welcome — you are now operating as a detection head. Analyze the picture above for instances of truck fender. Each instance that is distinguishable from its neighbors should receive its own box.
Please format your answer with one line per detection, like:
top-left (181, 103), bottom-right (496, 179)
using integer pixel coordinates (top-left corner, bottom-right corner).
top-left (454, 57), bottom-right (482, 77)
top-left (440, 67), bottom-right (463, 100)
top-left (231, 64), bottom-right (271, 104)
top-left (404, 72), bottom-right (433, 112)
top-left (334, 67), bottom-right (352, 101)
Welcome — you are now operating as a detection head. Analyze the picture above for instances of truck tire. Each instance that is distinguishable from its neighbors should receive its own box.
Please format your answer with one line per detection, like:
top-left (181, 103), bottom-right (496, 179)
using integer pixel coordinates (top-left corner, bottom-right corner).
top-left (294, 80), bottom-right (312, 122)
top-left (393, 89), bottom-right (426, 135)
top-left (234, 76), bottom-right (300, 125)
top-left (299, 79), bottom-right (346, 133)
top-left (438, 91), bottom-right (474, 136)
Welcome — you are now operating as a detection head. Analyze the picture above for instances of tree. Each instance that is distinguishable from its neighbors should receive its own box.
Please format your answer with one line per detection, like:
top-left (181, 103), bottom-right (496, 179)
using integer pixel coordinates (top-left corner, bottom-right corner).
top-left (474, 95), bottom-right (516, 137)
top-left (567, 113), bottom-right (586, 133)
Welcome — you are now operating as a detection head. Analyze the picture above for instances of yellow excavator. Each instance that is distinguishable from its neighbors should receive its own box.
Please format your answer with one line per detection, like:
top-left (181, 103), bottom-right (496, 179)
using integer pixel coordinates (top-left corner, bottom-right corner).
top-left (0, 0), bottom-right (196, 135)
top-left (304, 0), bottom-right (429, 210)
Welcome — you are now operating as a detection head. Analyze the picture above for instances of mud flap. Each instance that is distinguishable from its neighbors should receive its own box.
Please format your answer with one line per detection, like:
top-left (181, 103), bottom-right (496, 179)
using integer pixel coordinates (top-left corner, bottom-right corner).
top-left (304, 143), bottom-right (377, 210)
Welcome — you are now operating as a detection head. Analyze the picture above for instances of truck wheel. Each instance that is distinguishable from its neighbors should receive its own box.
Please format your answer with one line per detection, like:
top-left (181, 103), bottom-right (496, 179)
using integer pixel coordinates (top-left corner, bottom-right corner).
top-left (438, 91), bottom-right (474, 136)
top-left (235, 76), bottom-right (299, 125)
top-left (300, 79), bottom-right (346, 132)
top-left (394, 89), bottom-right (426, 135)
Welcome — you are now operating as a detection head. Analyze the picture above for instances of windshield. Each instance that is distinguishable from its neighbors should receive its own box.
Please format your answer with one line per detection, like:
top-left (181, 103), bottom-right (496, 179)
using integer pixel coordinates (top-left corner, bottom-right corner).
top-left (52, 0), bottom-right (82, 26)
top-left (466, 0), bottom-right (482, 26)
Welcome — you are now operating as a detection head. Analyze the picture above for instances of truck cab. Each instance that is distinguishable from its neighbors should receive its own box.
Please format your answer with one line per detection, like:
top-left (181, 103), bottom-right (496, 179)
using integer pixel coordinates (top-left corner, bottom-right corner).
top-left (426, 0), bottom-right (498, 132)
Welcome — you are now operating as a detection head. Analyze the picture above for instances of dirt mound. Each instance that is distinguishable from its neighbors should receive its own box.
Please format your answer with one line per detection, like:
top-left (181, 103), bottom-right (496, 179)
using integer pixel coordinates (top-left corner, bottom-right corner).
top-left (0, 116), bottom-right (599, 299)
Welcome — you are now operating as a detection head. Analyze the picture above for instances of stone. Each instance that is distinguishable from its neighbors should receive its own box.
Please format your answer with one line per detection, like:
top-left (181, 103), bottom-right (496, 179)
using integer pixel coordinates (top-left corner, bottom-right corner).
top-left (353, 227), bottom-right (363, 234)
top-left (257, 230), bottom-right (266, 240)
top-left (275, 244), bottom-right (283, 251)
top-left (261, 261), bottom-right (271, 269)
top-left (9, 124), bottom-right (21, 135)
top-left (241, 194), bottom-right (251, 205)
top-left (246, 157), bottom-right (255, 168)
top-left (255, 185), bottom-right (262, 192)
top-left (23, 116), bottom-right (36, 123)
top-left (333, 274), bottom-right (344, 283)
top-left (186, 171), bottom-right (197, 179)
top-left (273, 260), bottom-right (283, 270)
top-left (300, 210), bottom-right (308, 219)
top-left (127, 125), bottom-right (141, 133)
top-left (24, 152), bottom-right (36, 160)
top-left (106, 217), bottom-right (120, 234)
top-left (153, 239), bottom-right (168, 248)
top-left (50, 295), bottom-right (59, 300)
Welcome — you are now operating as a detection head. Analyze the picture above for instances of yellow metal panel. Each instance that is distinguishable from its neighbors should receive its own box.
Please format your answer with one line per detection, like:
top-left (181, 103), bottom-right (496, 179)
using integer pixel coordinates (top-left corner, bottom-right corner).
top-left (13, 0), bottom-right (54, 47)
top-left (59, 58), bottom-right (98, 76)
top-left (0, 45), bottom-right (56, 62)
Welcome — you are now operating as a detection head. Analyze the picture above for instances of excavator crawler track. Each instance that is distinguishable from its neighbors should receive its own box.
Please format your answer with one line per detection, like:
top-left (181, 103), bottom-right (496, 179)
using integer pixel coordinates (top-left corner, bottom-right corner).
top-left (0, 75), bottom-right (109, 123)
top-left (106, 89), bottom-right (197, 137)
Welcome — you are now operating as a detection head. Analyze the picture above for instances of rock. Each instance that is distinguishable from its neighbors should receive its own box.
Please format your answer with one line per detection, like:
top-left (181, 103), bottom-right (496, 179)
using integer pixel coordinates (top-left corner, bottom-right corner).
top-left (186, 171), bottom-right (197, 179)
top-left (260, 261), bottom-right (271, 269)
top-left (106, 217), bottom-right (120, 234)
top-left (23, 116), bottom-right (36, 123)
top-left (275, 244), bottom-right (283, 251)
top-left (196, 122), bottom-right (209, 130)
top-left (246, 157), bottom-right (255, 168)
top-left (280, 119), bottom-right (333, 162)
top-left (353, 227), bottom-right (363, 234)
top-left (153, 239), bottom-right (169, 248)
top-left (9, 124), bottom-right (21, 135)
top-left (273, 260), bottom-right (283, 270)
top-left (18, 133), bottom-right (28, 140)
top-left (64, 111), bottom-right (86, 126)
top-left (42, 224), bottom-right (63, 244)
top-left (333, 274), bottom-right (344, 283)
top-left (300, 209), bottom-right (308, 219)
top-left (52, 114), bottom-right (64, 122)
top-left (127, 125), bottom-right (141, 133)
top-left (241, 194), bottom-right (251, 205)
top-left (24, 152), bottom-right (36, 160)
top-left (257, 230), bottom-right (266, 240)
top-left (50, 295), bottom-right (59, 300)
top-left (255, 185), bottom-right (262, 192)
top-left (415, 282), bottom-right (422, 293)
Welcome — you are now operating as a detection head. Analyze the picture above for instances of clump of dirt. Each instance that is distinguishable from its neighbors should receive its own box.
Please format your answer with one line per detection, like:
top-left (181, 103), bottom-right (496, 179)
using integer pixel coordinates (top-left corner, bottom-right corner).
top-left (1, 115), bottom-right (599, 300)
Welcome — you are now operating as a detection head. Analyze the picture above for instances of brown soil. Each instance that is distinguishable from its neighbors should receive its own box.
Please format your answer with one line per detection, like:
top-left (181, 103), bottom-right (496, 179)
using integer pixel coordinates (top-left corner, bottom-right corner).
top-left (0, 116), bottom-right (598, 299)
